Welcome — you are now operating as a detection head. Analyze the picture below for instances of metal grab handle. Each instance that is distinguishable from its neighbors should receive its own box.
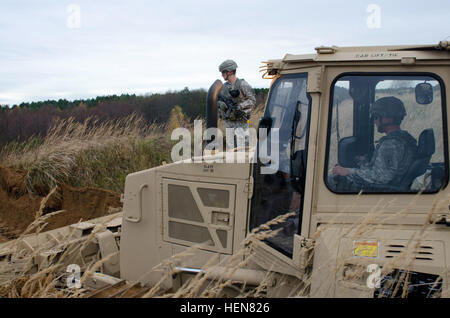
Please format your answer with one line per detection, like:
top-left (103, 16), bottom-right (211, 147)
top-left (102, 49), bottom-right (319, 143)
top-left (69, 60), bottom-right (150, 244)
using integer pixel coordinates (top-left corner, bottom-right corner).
top-left (125, 184), bottom-right (148, 223)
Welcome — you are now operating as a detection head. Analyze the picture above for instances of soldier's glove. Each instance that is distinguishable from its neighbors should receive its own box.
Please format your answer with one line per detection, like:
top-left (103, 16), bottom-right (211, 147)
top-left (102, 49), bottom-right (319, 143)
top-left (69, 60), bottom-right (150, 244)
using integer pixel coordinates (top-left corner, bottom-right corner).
top-left (235, 105), bottom-right (250, 121)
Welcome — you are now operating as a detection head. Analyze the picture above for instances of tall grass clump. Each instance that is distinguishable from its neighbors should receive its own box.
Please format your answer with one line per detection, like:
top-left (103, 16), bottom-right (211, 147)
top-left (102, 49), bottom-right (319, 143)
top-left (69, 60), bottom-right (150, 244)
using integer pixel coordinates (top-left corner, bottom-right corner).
top-left (0, 113), bottom-right (172, 194)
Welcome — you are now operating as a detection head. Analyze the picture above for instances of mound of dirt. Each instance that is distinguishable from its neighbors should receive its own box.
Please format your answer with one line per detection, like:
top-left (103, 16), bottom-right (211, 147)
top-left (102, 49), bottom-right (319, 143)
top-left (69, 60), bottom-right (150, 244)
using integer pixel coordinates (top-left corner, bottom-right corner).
top-left (0, 167), bottom-right (122, 240)
top-left (43, 184), bottom-right (122, 231)
top-left (0, 166), bottom-right (27, 196)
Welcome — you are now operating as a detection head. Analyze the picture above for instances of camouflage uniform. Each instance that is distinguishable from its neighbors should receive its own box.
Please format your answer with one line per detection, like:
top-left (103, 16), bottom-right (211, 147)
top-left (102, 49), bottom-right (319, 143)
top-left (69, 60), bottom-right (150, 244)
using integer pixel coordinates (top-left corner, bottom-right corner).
top-left (345, 130), bottom-right (417, 189)
top-left (218, 78), bottom-right (256, 149)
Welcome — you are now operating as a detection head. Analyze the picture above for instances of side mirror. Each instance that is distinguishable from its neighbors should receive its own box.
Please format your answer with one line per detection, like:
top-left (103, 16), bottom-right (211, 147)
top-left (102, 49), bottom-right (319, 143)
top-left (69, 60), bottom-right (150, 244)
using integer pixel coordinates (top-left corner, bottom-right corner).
top-left (416, 82), bottom-right (433, 105)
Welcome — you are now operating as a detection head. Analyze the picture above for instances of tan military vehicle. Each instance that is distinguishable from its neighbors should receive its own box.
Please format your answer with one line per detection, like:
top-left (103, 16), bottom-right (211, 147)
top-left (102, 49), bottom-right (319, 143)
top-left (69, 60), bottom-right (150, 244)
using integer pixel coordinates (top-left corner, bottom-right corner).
top-left (2, 41), bottom-right (450, 298)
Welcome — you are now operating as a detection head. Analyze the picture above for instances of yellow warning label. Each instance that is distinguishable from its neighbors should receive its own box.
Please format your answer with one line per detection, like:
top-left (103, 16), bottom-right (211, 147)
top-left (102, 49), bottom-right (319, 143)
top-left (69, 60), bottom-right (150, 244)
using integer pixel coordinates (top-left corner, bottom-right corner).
top-left (353, 241), bottom-right (379, 258)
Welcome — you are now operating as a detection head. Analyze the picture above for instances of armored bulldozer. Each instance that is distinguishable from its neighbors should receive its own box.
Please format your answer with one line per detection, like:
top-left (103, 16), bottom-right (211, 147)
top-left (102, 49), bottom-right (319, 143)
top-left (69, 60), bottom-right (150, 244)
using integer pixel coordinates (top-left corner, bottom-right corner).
top-left (2, 41), bottom-right (450, 298)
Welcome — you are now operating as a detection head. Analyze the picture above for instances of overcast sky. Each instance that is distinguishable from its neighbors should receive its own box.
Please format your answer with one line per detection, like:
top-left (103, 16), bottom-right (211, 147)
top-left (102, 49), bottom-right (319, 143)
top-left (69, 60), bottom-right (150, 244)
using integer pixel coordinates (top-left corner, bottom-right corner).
top-left (1, 0), bottom-right (449, 105)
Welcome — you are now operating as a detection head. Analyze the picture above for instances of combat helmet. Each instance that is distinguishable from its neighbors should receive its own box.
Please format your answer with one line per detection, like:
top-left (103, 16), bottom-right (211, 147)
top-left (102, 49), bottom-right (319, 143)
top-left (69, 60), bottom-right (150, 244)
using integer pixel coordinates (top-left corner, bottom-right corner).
top-left (219, 60), bottom-right (238, 73)
top-left (371, 96), bottom-right (406, 125)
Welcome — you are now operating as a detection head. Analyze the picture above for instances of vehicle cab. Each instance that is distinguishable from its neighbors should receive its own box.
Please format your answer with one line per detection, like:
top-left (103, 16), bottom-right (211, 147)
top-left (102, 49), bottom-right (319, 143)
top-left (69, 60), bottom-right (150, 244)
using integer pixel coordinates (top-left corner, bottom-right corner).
top-left (250, 41), bottom-right (450, 297)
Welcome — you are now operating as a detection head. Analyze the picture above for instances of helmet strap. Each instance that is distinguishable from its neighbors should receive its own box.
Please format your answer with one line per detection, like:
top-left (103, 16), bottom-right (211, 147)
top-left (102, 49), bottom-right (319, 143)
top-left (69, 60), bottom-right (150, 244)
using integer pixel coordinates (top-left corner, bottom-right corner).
top-left (377, 122), bottom-right (388, 133)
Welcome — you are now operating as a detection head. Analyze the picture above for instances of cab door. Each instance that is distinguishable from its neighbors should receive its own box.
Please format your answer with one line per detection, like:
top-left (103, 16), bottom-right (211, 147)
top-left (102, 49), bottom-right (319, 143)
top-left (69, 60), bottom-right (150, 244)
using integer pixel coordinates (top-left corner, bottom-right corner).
top-left (249, 73), bottom-right (312, 257)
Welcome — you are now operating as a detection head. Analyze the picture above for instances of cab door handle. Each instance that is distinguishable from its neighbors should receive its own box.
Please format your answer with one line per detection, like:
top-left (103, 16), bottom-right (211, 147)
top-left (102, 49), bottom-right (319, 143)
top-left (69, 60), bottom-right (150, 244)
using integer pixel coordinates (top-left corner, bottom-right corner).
top-left (125, 184), bottom-right (148, 223)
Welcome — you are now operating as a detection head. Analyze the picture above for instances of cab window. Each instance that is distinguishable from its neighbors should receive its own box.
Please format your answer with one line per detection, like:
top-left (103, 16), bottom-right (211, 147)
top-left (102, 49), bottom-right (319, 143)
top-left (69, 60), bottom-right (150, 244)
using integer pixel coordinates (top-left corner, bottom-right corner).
top-left (325, 74), bottom-right (448, 193)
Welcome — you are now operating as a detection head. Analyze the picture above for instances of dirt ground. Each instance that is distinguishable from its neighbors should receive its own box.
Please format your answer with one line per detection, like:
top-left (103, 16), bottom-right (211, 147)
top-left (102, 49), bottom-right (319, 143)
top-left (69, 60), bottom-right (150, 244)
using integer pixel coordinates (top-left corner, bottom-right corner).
top-left (0, 167), bottom-right (122, 242)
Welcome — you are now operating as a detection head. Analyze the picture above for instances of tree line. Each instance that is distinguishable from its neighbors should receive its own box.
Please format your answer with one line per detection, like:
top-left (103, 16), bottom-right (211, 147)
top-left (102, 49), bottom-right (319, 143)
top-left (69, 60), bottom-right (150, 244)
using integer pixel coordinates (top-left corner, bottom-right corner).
top-left (0, 87), bottom-right (268, 147)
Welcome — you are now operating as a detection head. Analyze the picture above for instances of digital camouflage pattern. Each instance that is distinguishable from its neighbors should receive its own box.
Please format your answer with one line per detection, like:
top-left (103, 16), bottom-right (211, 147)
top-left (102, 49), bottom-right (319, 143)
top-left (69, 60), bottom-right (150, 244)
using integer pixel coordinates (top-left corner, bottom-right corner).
top-left (219, 59), bottom-right (238, 73)
top-left (218, 78), bottom-right (256, 149)
top-left (218, 78), bottom-right (256, 122)
top-left (347, 130), bottom-right (418, 186)
top-left (225, 120), bottom-right (250, 150)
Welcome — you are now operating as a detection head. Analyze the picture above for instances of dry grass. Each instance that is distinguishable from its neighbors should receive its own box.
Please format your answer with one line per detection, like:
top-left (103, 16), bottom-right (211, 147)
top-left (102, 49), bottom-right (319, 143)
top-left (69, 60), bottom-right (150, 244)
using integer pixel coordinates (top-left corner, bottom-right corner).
top-left (0, 191), bottom-right (123, 297)
top-left (0, 100), bottom-right (446, 298)
top-left (0, 113), bottom-right (171, 194)
top-left (154, 189), bottom-right (447, 298)
top-left (116, 191), bottom-right (446, 298)
top-left (0, 189), bottom-right (447, 298)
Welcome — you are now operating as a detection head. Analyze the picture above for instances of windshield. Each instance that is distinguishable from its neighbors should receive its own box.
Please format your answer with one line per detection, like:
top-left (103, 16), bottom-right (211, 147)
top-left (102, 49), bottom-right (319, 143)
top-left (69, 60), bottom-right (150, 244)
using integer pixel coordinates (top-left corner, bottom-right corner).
top-left (263, 74), bottom-right (309, 174)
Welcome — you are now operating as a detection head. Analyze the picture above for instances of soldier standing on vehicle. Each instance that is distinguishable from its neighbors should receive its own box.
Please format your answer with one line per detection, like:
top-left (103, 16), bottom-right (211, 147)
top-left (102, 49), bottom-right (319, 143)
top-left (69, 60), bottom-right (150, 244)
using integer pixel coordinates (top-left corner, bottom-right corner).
top-left (332, 96), bottom-right (418, 191)
top-left (217, 59), bottom-right (256, 150)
